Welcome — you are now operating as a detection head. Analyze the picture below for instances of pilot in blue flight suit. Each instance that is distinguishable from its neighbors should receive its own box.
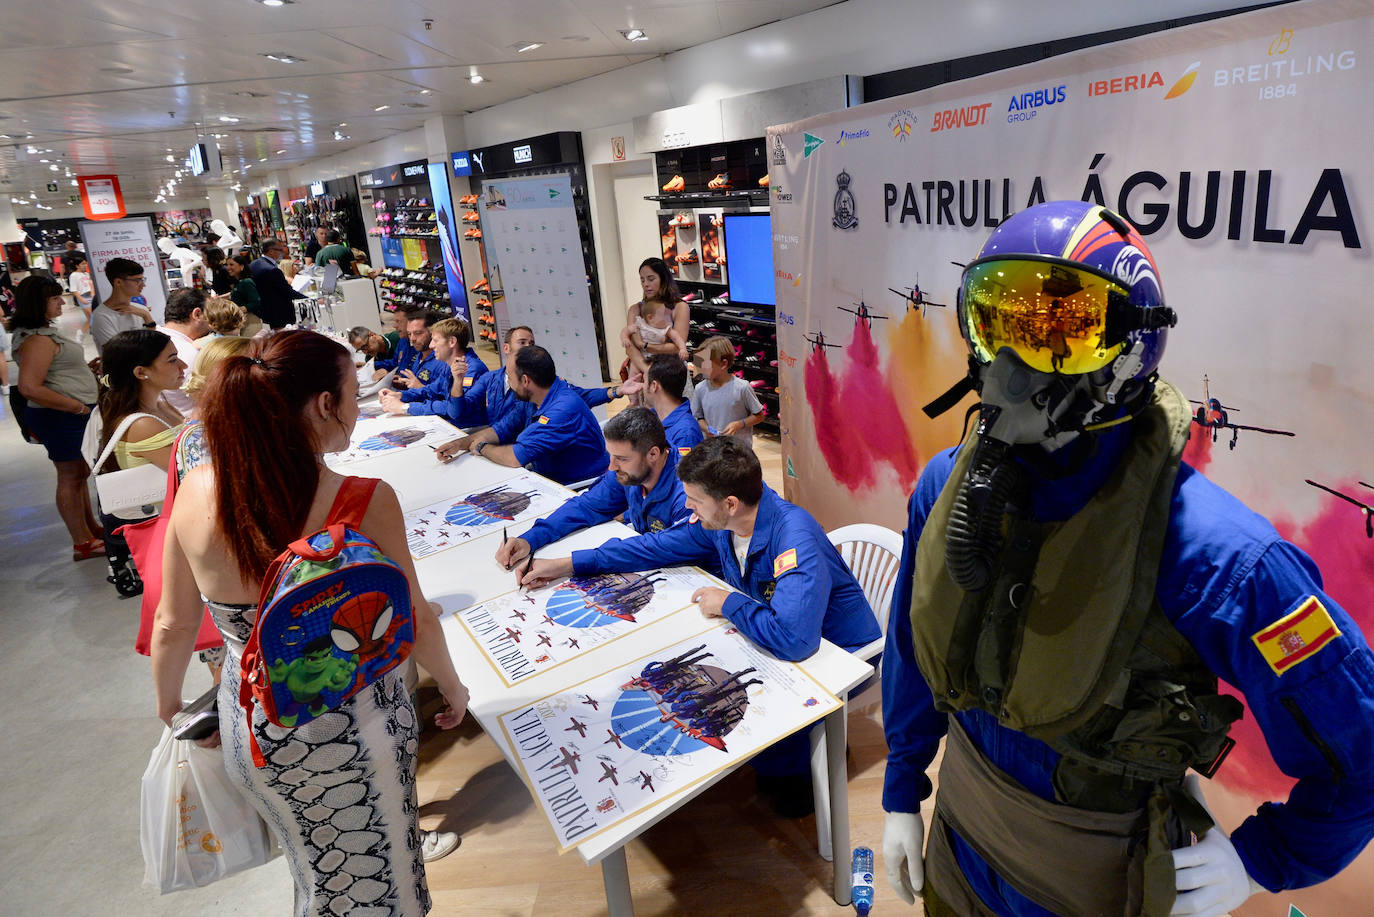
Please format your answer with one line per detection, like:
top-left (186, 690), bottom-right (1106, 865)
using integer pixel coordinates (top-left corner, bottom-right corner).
top-left (880, 202), bottom-right (1374, 917)
top-left (494, 407), bottom-right (692, 570)
top-left (645, 353), bottom-right (705, 452)
top-left (436, 345), bottom-right (609, 486)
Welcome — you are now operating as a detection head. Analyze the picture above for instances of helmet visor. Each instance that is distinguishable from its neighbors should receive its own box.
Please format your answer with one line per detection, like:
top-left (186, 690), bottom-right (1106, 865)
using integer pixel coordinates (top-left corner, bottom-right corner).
top-left (960, 257), bottom-right (1129, 374)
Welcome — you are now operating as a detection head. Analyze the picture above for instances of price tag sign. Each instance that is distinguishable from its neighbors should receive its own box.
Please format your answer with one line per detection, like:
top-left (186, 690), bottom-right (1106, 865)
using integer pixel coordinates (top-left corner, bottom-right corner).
top-left (78, 174), bottom-right (127, 220)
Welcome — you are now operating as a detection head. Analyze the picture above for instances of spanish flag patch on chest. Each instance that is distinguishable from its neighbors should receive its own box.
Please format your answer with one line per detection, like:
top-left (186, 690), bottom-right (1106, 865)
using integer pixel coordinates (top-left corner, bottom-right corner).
top-left (538, 415), bottom-right (549, 424)
top-left (773, 548), bottom-right (799, 577)
top-left (463, 377), bottom-right (474, 387)
top-left (1251, 596), bottom-right (1341, 676)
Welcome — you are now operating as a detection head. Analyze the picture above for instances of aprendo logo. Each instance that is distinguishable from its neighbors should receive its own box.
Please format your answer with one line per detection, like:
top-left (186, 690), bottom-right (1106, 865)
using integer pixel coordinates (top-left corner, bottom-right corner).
top-left (1269, 28), bottom-right (1294, 56)
top-left (803, 132), bottom-right (824, 158)
top-left (837, 127), bottom-right (870, 146)
top-left (887, 109), bottom-right (916, 141)
top-left (929, 102), bottom-right (991, 132)
top-left (1006, 85), bottom-right (1066, 123)
top-left (1163, 62), bottom-right (1201, 99)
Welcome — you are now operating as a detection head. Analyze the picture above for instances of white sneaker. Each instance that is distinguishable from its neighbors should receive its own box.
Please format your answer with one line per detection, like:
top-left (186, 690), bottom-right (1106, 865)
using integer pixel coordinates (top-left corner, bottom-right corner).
top-left (420, 829), bottom-right (460, 863)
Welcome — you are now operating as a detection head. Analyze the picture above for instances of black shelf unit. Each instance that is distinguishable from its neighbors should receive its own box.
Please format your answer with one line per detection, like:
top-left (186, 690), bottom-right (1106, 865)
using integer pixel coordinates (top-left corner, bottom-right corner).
top-left (365, 166), bottom-right (452, 316)
top-left (684, 297), bottom-right (779, 430)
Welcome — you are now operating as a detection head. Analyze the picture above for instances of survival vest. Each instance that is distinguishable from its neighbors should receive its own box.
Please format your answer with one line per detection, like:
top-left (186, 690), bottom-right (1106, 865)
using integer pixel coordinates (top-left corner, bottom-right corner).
top-left (910, 381), bottom-right (1242, 807)
top-left (239, 477), bottom-right (415, 767)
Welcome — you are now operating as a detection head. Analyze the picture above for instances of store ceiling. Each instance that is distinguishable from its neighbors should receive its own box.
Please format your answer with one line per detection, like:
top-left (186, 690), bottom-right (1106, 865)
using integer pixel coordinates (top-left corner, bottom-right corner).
top-left (0, 0), bottom-right (838, 207)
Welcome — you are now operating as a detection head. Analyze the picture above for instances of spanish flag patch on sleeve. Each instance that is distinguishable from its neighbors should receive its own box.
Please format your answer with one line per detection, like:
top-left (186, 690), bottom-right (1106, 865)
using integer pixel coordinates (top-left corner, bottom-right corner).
top-left (538, 415), bottom-right (549, 424)
top-left (463, 377), bottom-right (474, 387)
top-left (1251, 596), bottom-right (1341, 676)
top-left (773, 548), bottom-right (799, 578)
top-left (678, 446), bottom-right (691, 456)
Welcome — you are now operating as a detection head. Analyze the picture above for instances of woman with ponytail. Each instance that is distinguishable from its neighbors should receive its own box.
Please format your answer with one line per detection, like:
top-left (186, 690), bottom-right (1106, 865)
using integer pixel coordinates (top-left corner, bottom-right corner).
top-left (151, 330), bottom-right (469, 914)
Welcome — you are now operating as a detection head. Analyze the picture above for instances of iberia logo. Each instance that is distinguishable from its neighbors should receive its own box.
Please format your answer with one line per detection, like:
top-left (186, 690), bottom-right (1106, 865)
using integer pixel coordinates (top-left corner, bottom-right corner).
top-left (803, 132), bottom-right (824, 158)
top-left (1163, 61), bottom-right (1201, 99)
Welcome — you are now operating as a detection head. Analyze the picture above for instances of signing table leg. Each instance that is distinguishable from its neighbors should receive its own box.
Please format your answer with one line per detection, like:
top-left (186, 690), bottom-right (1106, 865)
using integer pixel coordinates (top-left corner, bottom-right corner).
top-left (825, 704), bottom-right (852, 906)
top-left (601, 846), bottom-right (635, 917)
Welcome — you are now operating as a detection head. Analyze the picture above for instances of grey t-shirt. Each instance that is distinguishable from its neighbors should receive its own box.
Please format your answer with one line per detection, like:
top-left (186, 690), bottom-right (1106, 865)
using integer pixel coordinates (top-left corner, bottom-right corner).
top-left (90, 305), bottom-right (144, 353)
top-left (690, 374), bottom-right (764, 448)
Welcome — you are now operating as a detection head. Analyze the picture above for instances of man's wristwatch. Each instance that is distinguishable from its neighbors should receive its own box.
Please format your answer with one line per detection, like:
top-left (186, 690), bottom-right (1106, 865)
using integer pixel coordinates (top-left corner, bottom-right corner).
top-left (473, 440), bottom-right (487, 456)
top-left (609, 385), bottom-right (620, 400)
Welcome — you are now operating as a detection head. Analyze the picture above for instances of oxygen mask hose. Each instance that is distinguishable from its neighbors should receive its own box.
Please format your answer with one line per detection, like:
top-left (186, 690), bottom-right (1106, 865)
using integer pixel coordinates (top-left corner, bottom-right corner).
top-left (945, 436), bottom-right (1023, 593)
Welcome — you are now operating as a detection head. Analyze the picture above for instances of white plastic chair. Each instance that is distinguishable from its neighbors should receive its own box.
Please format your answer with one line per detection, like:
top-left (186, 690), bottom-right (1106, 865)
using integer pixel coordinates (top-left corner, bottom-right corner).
top-left (810, 522), bottom-right (904, 860)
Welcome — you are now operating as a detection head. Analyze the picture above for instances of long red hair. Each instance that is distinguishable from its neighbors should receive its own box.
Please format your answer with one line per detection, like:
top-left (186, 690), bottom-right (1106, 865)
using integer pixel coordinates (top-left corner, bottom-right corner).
top-left (201, 330), bottom-right (351, 585)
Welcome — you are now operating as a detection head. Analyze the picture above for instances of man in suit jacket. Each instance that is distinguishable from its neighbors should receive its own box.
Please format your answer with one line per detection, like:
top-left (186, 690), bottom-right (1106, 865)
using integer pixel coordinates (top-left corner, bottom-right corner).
top-left (249, 238), bottom-right (306, 329)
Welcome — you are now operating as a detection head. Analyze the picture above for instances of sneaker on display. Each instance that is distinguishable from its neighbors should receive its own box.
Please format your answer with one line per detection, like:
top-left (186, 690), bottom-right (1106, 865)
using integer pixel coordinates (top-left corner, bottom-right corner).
top-left (758, 173), bottom-right (770, 187)
top-left (661, 175), bottom-right (685, 193)
top-left (677, 249), bottom-right (699, 265)
top-left (707, 173), bottom-right (732, 191)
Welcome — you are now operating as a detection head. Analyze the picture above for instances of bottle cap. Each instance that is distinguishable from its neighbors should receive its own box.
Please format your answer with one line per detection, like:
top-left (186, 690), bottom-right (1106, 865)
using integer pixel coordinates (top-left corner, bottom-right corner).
top-left (855, 902), bottom-right (871, 916)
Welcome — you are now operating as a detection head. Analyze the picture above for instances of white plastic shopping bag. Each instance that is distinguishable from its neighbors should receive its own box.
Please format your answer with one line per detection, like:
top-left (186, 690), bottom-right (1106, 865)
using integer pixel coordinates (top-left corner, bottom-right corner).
top-left (140, 726), bottom-right (273, 894)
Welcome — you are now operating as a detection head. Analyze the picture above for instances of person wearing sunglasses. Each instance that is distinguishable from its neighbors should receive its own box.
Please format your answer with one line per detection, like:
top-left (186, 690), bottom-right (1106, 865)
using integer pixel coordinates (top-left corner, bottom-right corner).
top-left (880, 201), bottom-right (1374, 917)
top-left (90, 257), bottom-right (156, 354)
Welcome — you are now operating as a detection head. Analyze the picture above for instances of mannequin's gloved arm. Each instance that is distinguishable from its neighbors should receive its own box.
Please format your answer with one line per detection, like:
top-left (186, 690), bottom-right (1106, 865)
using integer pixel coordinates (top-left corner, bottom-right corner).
top-left (1170, 774), bottom-right (1263, 917)
top-left (883, 811), bottom-right (925, 905)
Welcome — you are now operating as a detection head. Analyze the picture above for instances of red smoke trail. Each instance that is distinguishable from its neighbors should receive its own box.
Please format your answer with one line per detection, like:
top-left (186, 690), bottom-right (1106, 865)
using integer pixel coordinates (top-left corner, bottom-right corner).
top-left (839, 319), bottom-right (920, 489)
top-left (804, 347), bottom-right (873, 488)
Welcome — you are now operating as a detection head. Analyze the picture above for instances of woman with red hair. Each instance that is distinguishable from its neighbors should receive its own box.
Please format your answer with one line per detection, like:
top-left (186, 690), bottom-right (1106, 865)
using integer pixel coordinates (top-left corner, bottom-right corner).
top-left (150, 330), bottom-right (469, 914)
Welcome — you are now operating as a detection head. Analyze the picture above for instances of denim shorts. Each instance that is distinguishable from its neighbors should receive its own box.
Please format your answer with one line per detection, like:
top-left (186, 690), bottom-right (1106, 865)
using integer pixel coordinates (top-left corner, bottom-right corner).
top-left (26, 404), bottom-right (93, 463)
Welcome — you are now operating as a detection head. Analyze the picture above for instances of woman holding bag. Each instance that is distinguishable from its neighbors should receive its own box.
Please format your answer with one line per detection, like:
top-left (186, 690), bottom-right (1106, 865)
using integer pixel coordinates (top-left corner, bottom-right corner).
top-left (151, 330), bottom-right (469, 916)
top-left (9, 275), bottom-right (104, 560)
top-left (94, 329), bottom-right (186, 597)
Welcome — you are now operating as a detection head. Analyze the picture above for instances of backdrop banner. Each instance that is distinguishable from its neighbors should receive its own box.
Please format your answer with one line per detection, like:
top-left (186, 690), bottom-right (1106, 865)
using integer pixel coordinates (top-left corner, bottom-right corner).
top-left (769, 0), bottom-right (1372, 912)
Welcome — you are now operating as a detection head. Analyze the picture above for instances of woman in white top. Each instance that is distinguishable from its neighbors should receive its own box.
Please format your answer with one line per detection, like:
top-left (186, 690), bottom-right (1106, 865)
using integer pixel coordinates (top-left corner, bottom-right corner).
top-left (621, 257), bottom-right (690, 378)
top-left (68, 256), bottom-right (94, 334)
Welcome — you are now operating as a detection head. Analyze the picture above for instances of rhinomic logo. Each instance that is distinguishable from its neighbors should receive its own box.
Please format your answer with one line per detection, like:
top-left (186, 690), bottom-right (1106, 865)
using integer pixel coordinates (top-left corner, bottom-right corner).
top-left (771, 134), bottom-right (787, 165)
top-left (837, 127), bottom-right (870, 146)
top-left (887, 109), bottom-right (916, 141)
top-left (1006, 85), bottom-right (1066, 123)
top-left (803, 132), bottom-right (824, 158)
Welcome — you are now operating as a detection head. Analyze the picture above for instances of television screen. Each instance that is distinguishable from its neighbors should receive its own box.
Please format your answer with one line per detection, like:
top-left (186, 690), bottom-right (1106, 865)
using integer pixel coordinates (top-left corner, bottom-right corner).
top-left (722, 212), bottom-right (775, 307)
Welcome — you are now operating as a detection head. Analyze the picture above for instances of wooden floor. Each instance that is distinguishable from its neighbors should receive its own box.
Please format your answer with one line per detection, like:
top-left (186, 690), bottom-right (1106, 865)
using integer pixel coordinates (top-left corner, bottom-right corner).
top-left (413, 422), bottom-right (931, 915)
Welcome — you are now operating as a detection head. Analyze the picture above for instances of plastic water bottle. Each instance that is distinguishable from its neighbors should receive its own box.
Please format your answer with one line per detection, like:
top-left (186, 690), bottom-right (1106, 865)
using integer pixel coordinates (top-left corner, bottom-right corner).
top-left (852, 846), bottom-right (875, 915)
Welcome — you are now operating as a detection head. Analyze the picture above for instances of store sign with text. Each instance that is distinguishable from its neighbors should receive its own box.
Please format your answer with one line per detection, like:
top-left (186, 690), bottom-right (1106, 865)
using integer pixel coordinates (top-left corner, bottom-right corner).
top-left (451, 151), bottom-right (473, 177)
top-left (358, 160), bottom-right (428, 190)
top-left (78, 217), bottom-right (168, 321)
top-left (77, 174), bottom-right (127, 220)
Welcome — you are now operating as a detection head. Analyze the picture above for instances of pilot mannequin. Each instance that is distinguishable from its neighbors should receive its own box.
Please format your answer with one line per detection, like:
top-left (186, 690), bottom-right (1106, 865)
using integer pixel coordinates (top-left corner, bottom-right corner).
top-left (881, 201), bottom-right (1374, 917)
top-left (208, 218), bottom-right (243, 255)
top-left (156, 236), bottom-right (204, 283)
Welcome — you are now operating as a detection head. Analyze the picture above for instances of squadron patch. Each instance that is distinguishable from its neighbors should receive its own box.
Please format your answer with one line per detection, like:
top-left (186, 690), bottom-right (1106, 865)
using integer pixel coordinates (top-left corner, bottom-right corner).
top-left (773, 548), bottom-right (799, 578)
top-left (537, 415), bottom-right (550, 424)
top-left (1251, 596), bottom-right (1341, 676)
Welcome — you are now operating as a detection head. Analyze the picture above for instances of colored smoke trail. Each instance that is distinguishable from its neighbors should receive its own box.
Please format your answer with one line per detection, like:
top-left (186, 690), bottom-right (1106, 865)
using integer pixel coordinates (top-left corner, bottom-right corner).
top-left (886, 307), bottom-right (971, 458)
top-left (1181, 421), bottom-right (1215, 473)
top-left (804, 347), bottom-right (874, 488)
top-left (840, 319), bottom-right (920, 489)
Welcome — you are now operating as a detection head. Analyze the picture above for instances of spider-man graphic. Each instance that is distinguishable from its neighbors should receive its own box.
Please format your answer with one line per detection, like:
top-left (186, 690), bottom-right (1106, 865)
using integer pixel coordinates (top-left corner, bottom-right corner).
top-left (329, 591), bottom-right (413, 690)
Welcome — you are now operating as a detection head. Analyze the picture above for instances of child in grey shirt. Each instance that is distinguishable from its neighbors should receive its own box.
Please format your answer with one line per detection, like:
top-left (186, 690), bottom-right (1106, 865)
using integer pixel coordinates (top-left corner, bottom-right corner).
top-left (690, 335), bottom-right (765, 448)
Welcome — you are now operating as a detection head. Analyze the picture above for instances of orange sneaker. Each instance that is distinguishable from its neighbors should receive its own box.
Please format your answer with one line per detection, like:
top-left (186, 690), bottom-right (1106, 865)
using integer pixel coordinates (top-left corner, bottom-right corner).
top-left (758, 173), bottom-right (770, 187)
top-left (471, 278), bottom-right (489, 292)
top-left (677, 248), bottom-right (699, 265)
top-left (669, 212), bottom-right (695, 229)
top-left (462, 211), bottom-right (480, 222)
top-left (476, 297), bottom-right (493, 308)
top-left (662, 175), bottom-right (685, 193)
top-left (707, 173), bottom-right (732, 190)
top-left (470, 229), bottom-right (481, 240)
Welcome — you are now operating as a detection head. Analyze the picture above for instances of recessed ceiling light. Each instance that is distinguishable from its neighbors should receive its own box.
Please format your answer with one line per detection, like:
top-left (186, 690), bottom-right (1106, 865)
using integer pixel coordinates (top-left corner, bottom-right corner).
top-left (274, 149), bottom-right (285, 155)
top-left (38, 158), bottom-right (48, 163)
top-left (263, 52), bottom-right (305, 64)
top-left (70, 179), bottom-right (77, 187)
top-left (218, 115), bottom-right (240, 123)
top-left (468, 74), bottom-right (485, 84)
top-left (338, 122), bottom-right (348, 127)
top-left (243, 164), bottom-right (253, 170)
top-left (49, 164), bottom-right (59, 171)
top-left (562, 35), bottom-right (590, 42)
top-left (512, 41), bottom-right (545, 53)
top-left (165, 154), bottom-right (175, 162)
top-left (258, 157), bottom-right (267, 162)
top-left (619, 28), bottom-right (648, 41)
top-left (373, 104), bottom-right (390, 111)
top-left (258, 0), bottom-right (291, 7)
top-left (415, 89), bottom-right (433, 95)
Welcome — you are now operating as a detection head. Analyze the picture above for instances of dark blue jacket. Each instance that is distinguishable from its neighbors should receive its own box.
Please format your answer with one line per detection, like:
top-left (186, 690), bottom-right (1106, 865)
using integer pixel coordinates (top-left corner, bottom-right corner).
top-left (504, 377), bottom-right (609, 485)
top-left (373, 336), bottom-right (415, 374)
top-left (406, 348), bottom-right (489, 416)
top-left (399, 351), bottom-right (447, 402)
top-left (571, 485), bottom-right (880, 661)
top-left (882, 431), bottom-right (1374, 909)
top-left (661, 400), bottom-right (704, 452)
top-left (523, 446), bottom-right (691, 553)
top-left (247, 256), bottom-right (306, 329)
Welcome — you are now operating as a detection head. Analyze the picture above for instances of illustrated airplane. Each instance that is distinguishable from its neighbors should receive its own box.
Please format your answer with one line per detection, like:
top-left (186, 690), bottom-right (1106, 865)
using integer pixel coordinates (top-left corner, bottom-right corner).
top-left (524, 595), bottom-right (536, 604)
top-left (1188, 376), bottom-right (1295, 451)
top-left (510, 609), bottom-right (526, 621)
top-left (410, 528), bottom-right (426, 537)
top-left (803, 329), bottom-right (841, 354)
top-left (537, 633), bottom-right (552, 647)
top-left (1305, 480), bottom-right (1374, 538)
top-left (604, 730), bottom-right (623, 748)
top-left (637, 771), bottom-right (655, 792)
top-left (581, 694), bottom-right (600, 710)
top-left (566, 717), bottom-right (588, 738)
top-left (599, 762), bottom-right (619, 785)
top-left (566, 638), bottom-right (580, 650)
top-left (888, 277), bottom-right (948, 318)
top-left (554, 746), bottom-right (581, 775)
top-left (542, 614), bottom-right (555, 626)
top-left (837, 298), bottom-right (889, 330)
top-left (504, 627), bottom-right (521, 642)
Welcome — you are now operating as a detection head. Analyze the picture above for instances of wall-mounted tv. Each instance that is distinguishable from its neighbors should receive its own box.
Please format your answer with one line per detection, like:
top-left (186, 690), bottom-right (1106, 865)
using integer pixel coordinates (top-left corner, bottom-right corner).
top-left (722, 212), bottom-right (775, 307)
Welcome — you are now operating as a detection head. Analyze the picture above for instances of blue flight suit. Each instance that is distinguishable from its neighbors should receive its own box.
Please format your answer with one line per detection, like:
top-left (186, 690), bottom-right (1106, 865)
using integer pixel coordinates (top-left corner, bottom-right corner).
top-left (882, 428), bottom-right (1374, 913)
top-left (404, 348), bottom-right (489, 408)
top-left (431, 369), bottom-right (611, 433)
top-left (398, 351), bottom-right (448, 403)
top-left (500, 377), bottom-right (609, 485)
top-left (522, 446), bottom-right (691, 554)
top-left (373, 337), bottom-right (415, 374)
top-left (661, 400), bottom-right (704, 452)
top-left (571, 484), bottom-right (880, 661)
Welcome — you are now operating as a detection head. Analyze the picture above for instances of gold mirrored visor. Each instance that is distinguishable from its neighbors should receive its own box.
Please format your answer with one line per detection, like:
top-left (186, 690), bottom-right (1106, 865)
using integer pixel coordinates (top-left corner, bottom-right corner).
top-left (960, 257), bottom-right (1129, 374)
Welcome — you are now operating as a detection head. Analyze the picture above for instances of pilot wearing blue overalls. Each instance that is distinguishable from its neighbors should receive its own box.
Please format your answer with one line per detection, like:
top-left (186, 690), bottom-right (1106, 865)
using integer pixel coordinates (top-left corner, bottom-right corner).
top-left (520, 436), bottom-right (880, 814)
top-left (495, 407), bottom-right (692, 570)
top-left (371, 307), bottom-right (417, 378)
top-left (645, 353), bottom-right (704, 453)
top-left (436, 345), bottom-right (609, 486)
top-left (380, 317), bottom-right (489, 421)
top-left (881, 202), bottom-right (1374, 917)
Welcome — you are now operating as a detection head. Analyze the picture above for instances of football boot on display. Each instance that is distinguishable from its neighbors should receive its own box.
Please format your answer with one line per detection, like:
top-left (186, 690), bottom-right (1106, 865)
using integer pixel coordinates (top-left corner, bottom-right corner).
top-left (662, 175), bottom-right (685, 192)
top-left (707, 173), bottom-right (732, 190)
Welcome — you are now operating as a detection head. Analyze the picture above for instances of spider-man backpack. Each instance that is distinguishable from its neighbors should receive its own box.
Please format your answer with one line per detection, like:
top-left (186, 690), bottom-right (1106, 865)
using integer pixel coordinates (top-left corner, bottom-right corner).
top-left (239, 477), bottom-right (415, 766)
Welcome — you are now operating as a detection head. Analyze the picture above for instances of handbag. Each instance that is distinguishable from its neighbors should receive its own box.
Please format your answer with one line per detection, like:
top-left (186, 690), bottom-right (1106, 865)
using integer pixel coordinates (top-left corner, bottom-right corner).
top-left (91, 412), bottom-right (172, 520)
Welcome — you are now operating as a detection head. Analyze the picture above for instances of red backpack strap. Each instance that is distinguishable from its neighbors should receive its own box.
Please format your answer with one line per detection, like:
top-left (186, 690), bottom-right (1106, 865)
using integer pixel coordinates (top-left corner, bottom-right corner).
top-left (284, 477), bottom-right (380, 560)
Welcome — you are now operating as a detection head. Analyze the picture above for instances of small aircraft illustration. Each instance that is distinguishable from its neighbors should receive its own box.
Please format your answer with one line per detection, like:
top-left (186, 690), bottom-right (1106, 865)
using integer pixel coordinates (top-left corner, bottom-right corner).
top-left (566, 637), bottom-right (580, 650)
top-left (837, 298), bottom-right (888, 330)
top-left (410, 528), bottom-right (427, 537)
top-left (566, 717), bottom-right (588, 738)
top-left (637, 771), bottom-right (655, 792)
top-left (604, 730), bottom-right (623, 748)
top-left (503, 627), bottom-right (521, 642)
top-left (1188, 376), bottom-right (1295, 451)
top-left (580, 694), bottom-right (600, 710)
top-left (554, 746), bottom-right (581, 775)
top-left (537, 633), bottom-right (552, 647)
top-left (510, 609), bottom-right (526, 621)
top-left (888, 276), bottom-right (948, 318)
top-left (1305, 480), bottom-right (1374, 538)
top-left (803, 329), bottom-right (841, 354)
top-left (542, 614), bottom-right (555, 626)
top-left (599, 762), bottom-right (619, 785)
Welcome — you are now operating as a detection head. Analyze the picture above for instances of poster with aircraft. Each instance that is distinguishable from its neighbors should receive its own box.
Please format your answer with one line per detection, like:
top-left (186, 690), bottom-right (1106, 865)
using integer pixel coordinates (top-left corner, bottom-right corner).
top-left (326, 414), bottom-right (457, 467)
top-left (403, 472), bottom-right (569, 558)
top-left (499, 626), bottom-right (840, 851)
